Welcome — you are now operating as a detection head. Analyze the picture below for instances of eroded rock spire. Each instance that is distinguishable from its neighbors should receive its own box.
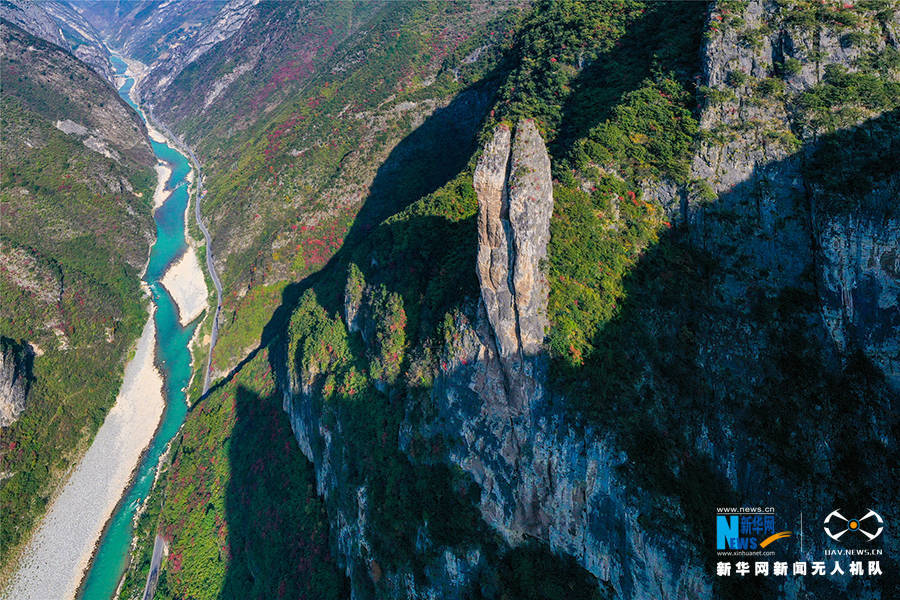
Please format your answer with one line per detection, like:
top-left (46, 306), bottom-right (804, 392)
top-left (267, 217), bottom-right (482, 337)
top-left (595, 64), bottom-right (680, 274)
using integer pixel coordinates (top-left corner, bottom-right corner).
top-left (474, 119), bottom-right (553, 362)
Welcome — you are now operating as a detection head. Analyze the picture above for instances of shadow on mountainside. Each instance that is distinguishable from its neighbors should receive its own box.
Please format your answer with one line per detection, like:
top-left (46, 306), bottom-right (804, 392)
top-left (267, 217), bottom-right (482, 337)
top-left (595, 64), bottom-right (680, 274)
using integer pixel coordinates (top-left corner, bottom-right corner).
top-left (260, 109), bottom-right (897, 599)
top-left (549, 1), bottom-right (706, 162)
top-left (217, 383), bottom-right (348, 600)
top-left (219, 0), bottom-right (708, 378)
top-left (253, 0), bottom-right (709, 355)
top-left (256, 76), bottom-right (499, 350)
top-left (196, 73), bottom-right (501, 403)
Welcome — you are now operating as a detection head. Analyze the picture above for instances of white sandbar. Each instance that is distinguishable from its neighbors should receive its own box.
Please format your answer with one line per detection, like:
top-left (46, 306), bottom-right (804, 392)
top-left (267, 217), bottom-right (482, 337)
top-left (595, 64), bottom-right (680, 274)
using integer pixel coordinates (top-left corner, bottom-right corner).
top-left (153, 163), bottom-right (172, 209)
top-left (146, 123), bottom-right (167, 144)
top-left (160, 246), bottom-right (207, 326)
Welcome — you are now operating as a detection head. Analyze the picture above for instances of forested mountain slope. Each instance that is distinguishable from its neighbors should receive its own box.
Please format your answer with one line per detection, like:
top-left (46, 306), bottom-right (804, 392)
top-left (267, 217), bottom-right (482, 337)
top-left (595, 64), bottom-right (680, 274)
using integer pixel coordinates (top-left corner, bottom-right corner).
top-left (102, 1), bottom-right (897, 599)
top-left (0, 20), bottom-right (156, 578)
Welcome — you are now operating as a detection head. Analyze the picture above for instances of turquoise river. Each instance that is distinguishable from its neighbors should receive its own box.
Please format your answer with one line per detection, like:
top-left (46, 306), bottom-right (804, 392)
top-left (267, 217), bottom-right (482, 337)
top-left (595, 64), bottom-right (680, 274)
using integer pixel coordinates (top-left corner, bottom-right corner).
top-left (78, 56), bottom-right (200, 599)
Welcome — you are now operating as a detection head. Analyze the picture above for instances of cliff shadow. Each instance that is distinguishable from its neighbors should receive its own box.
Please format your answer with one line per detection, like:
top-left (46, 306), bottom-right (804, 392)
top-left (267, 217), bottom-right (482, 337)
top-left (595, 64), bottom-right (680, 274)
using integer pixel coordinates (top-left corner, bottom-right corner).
top-left (216, 383), bottom-right (349, 600)
top-left (552, 110), bottom-right (900, 598)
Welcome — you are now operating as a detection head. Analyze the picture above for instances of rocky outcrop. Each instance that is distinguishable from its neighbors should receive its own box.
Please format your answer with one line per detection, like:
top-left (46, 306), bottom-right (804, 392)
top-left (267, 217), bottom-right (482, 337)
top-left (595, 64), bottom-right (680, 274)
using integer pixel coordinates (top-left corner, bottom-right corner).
top-left (690, 0), bottom-right (897, 198)
top-left (426, 306), bottom-right (710, 599)
top-left (410, 120), bottom-right (709, 598)
top-left (0, 338), bottom-right (33, 427)
top-left (474, 125), bottom-right (515, 357)
top-left (41, 0), bottom-right (115, 83)
top-left (0, 0), bottom-right (67, 49)
top-left (139, 0), bottom-right (260, 97)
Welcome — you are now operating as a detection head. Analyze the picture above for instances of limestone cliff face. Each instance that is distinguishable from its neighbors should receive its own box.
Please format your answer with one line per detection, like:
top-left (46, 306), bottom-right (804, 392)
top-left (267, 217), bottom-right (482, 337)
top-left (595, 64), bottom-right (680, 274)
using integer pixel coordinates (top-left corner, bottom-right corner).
top-left (424, 121), bottom-right (708, 598)
top-left (0, 0), bottom-right (67, 49)
top-left (136, 0), bottom-right (260, 101)
top-left (474, 125), bottom-right (515, 358)
top-left (681, 0), bottom-right (900, 389)
top-left (473, 120), bottom-right (552, 413)
top-left (0, 0), bottom-right (114, 83)
top-left (815, 208), bottom-right (900, 389)
top-left (0, 338), bottom-right (33, 428)
top-left (428, 310), bottom-right (711, 599)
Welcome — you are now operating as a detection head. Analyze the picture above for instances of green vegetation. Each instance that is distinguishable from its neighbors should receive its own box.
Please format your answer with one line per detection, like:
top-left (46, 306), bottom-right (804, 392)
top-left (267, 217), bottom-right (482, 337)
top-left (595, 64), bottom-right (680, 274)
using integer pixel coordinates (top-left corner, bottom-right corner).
top-left (212, 280), bottom-right (288, 373)
top-left (0, 23), bottom-right (155, 574)
top-left (797, 64), bottom-right (900, 133)
top-left (365, 286), bottom-right (407, 385)
top-left (700, 84), bottom-right (736, 105)
top-left (777, 0), bottom-right (876, 30)
top-left (781, 57), bottom-right (802, 76)
top-left (493, 0), bottom-right (706, 368)
top-left (154, 1), bottom-right (520, 375)
top-left (727, 69), bottom-right (749, 87)
top-left (577, 78), bottom-right (698, 184)
top-left (755, 76), bottom-right (786, 99)
top-left (492, 0), bottom-right (641, 131)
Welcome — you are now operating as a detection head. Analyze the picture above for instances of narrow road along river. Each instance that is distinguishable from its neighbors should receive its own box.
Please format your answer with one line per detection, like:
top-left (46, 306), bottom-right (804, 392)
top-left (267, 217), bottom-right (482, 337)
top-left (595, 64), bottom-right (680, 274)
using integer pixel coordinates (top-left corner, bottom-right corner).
top-left (142, 115), bottom-right (222, 393)
top-left (75, 56), bottom-right (203, 600)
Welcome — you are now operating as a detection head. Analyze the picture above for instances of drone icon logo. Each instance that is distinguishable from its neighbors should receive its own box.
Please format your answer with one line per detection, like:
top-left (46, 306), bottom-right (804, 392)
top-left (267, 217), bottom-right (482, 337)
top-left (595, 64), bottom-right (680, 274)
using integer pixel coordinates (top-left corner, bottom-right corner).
top-left (823, 509), bottom-right (884, 542)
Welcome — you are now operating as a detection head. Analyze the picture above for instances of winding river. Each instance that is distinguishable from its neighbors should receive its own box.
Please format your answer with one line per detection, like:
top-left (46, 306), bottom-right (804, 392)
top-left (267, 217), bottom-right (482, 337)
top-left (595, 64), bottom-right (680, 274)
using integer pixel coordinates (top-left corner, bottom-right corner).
top-left (76, 56), bottom-right (199, 600)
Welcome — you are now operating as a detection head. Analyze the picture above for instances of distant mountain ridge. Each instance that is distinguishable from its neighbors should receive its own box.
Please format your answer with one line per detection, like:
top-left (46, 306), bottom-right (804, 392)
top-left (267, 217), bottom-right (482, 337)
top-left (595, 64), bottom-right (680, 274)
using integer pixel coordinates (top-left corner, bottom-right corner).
top-left (1, 0), bottom-right (115, 82)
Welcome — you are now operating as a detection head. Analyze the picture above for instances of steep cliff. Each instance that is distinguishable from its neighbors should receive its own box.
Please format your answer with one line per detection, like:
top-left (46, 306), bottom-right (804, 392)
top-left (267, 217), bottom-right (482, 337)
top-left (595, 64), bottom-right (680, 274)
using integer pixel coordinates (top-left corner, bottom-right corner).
top-left (132, 0), bottom-right (262, 103)
top-left (121, 2), bottom-right (898, 598)
top-left (273, 2), bottom-right (898, 597)
top-left (71, 0), bottom-right (224, 66)
top-left (431, 121), bottom-right (709, 596)
top-left (0, 338), bottom-right (33, 428)
top-left (269, 120), bottom-right (708, 599)
top-left (475, 120), bottom-right (553, 364)
top-left (1, 0), bottom-right (66, 48)
top-left (817, 210), bottom-right (900, 389)
top-left (685, 0), bottom-right (900, 390)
